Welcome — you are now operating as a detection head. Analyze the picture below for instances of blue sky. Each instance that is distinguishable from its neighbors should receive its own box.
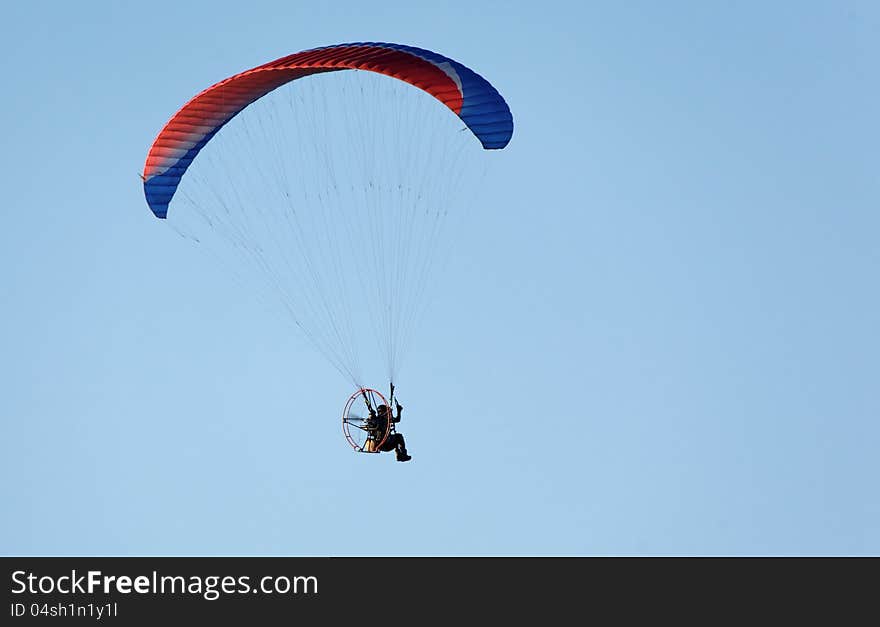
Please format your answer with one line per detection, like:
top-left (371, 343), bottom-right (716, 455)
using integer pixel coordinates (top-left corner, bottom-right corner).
top-left (2, 1), bottom-right (878, 555)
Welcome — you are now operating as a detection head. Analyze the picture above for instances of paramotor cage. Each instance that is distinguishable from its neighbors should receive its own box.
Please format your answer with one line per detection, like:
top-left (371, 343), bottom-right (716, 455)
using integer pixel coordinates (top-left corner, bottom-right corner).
top-left (342, 388), bottom-right (391, 453)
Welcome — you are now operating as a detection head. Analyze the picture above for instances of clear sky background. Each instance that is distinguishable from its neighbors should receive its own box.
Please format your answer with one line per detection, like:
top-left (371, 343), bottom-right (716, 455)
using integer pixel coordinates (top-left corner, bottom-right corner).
top-left (2, 1), bottom-right (877, 555)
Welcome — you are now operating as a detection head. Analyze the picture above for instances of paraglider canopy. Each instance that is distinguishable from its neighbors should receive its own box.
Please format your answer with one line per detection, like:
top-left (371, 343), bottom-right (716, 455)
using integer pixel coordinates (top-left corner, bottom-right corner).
top-left (143, 42), bottom-right (514, 218)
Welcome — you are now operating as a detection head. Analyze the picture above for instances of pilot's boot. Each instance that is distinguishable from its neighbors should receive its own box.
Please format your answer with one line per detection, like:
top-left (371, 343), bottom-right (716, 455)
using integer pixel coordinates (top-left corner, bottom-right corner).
top-left (396, 447), bottom-right (412, 462)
